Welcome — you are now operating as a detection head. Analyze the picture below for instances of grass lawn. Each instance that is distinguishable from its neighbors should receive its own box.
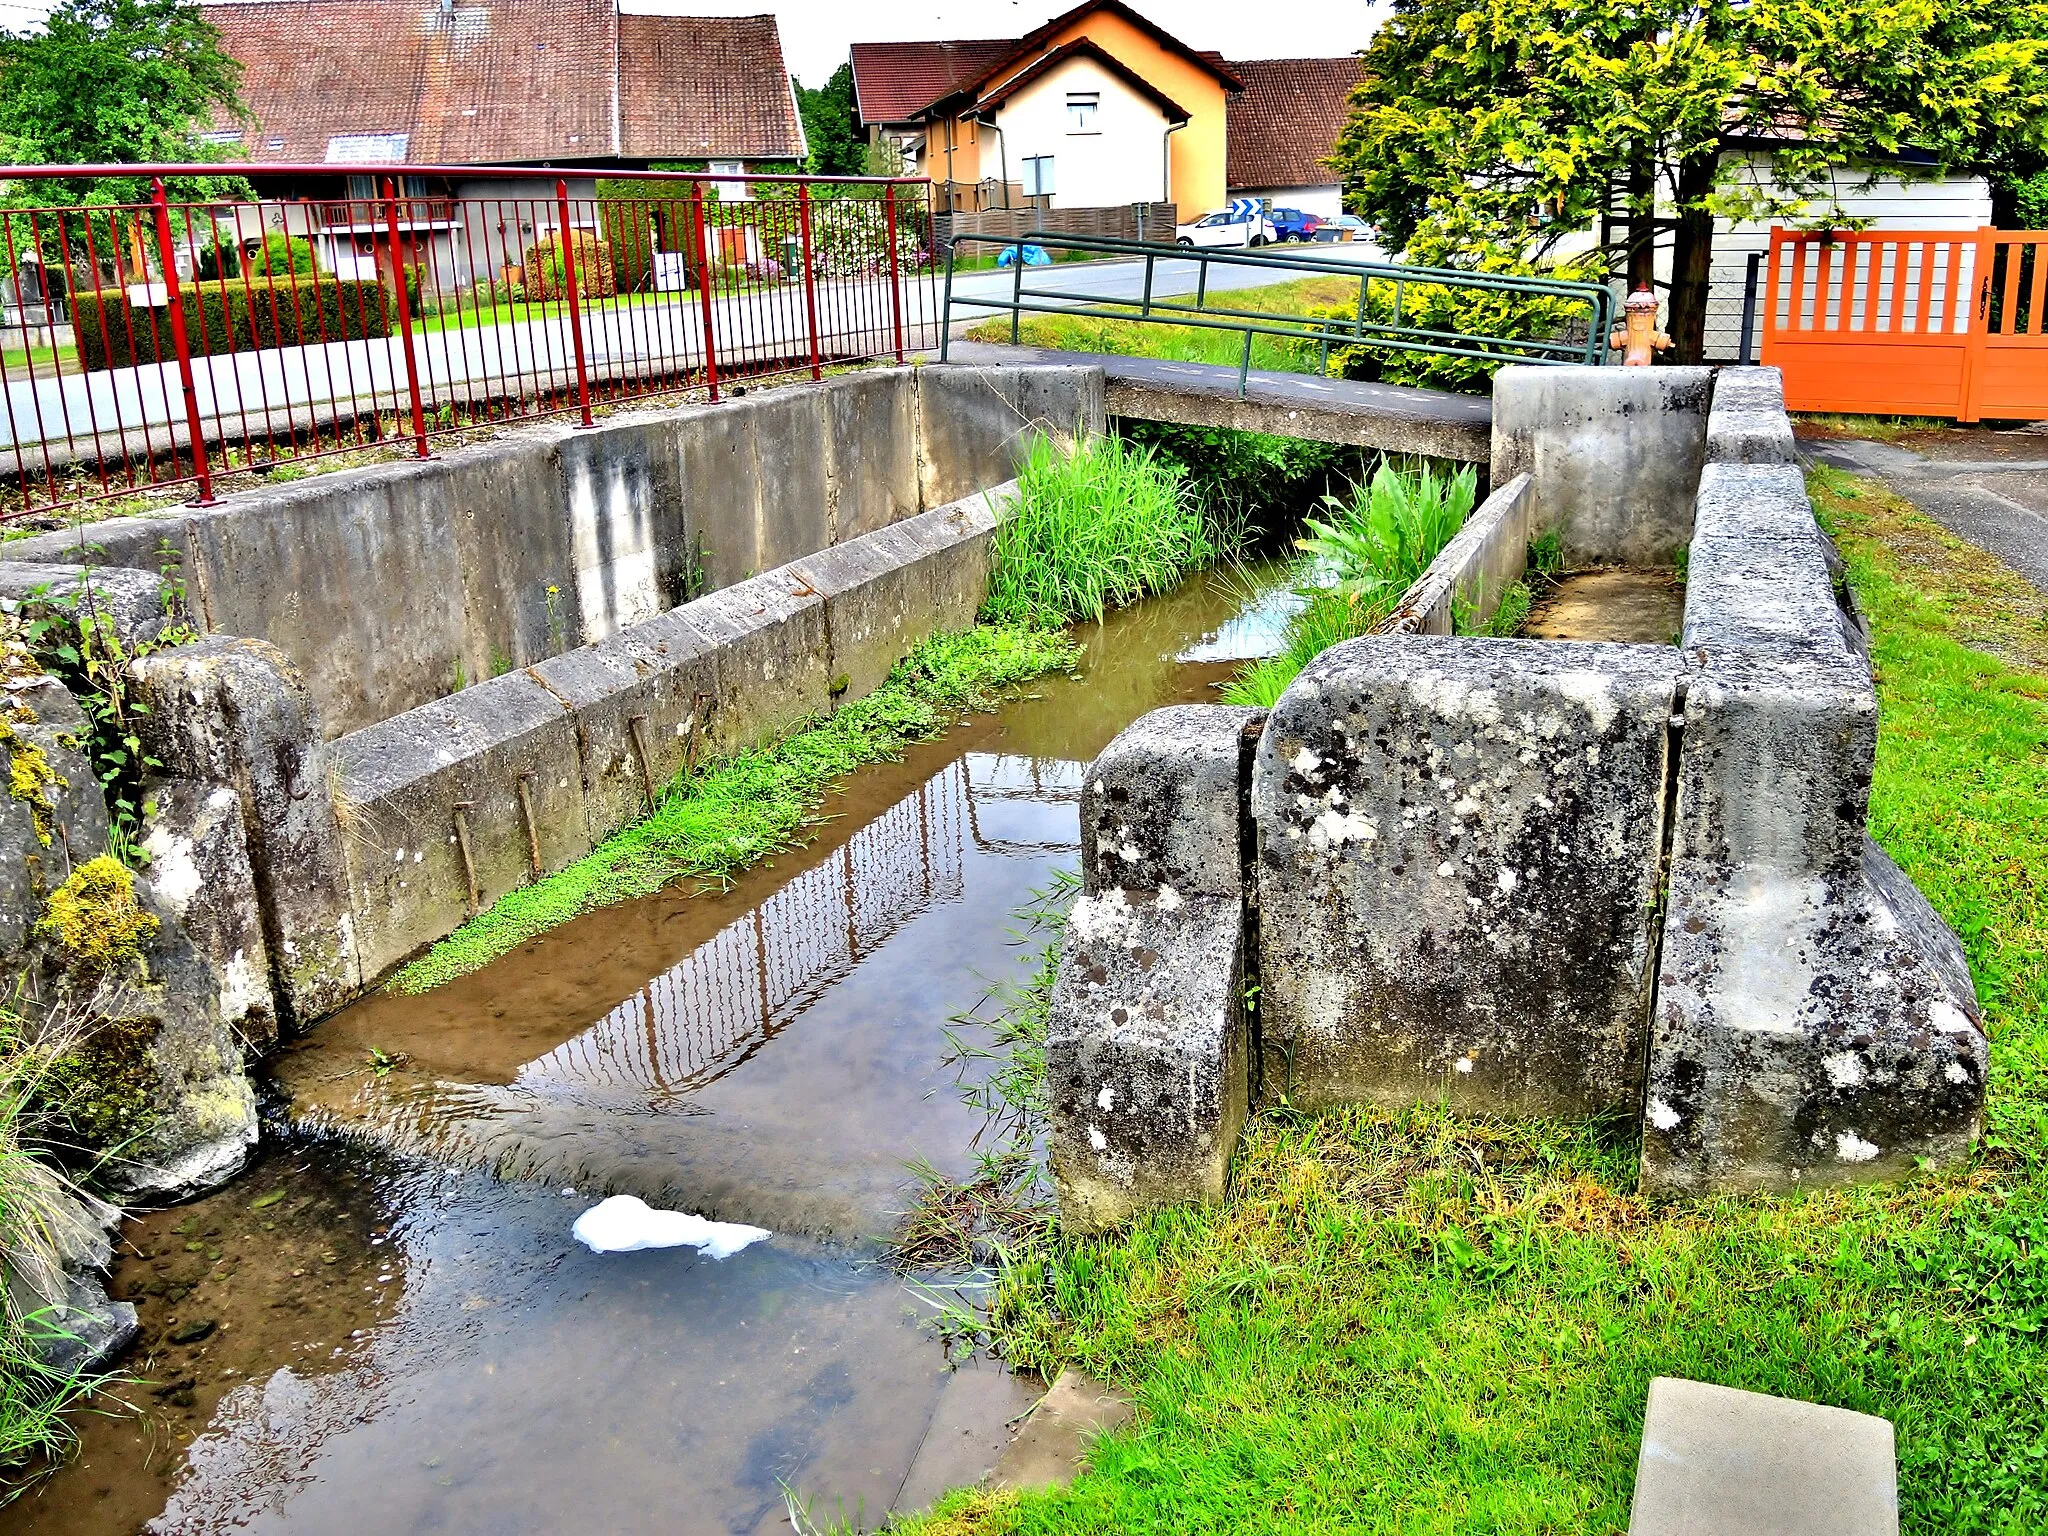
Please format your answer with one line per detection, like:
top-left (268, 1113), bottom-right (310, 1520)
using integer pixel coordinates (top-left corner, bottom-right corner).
top-left (905, 466), bottom-right (2048, 1535)
top-left (962, 275), bottom-right (1363, 375)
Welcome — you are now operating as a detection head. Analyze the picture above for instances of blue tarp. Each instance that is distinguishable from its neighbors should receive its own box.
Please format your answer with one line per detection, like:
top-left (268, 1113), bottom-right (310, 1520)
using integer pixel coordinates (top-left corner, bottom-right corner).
top-left (995, 244), bottom-right (1052, 268)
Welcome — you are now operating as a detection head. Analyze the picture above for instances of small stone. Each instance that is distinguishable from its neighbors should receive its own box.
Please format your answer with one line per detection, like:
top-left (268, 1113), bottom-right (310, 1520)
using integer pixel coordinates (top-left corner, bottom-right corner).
top-left (167, 1319), bottom-right (216, 1345)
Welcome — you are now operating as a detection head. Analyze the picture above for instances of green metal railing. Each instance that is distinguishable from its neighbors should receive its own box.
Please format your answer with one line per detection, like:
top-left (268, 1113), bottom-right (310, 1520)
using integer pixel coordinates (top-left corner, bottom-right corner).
top-left (939, 231), bottom-right (1614, 395)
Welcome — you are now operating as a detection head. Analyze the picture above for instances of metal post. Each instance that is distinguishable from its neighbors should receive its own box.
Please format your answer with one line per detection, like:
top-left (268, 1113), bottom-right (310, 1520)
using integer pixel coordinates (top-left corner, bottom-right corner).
top-left (554, 179), bottom-right (595, 427)
top-left (796, 183), bottom-right (823, 381)
top-left (1010, 239), bottom-right (1023, 345)
top-left (383, 178), bottom-right (432, 456)
top-left (1196, 253), bottom-right (1208, 309)
top-left (688, 184), bottom-right (720, 401)
top-left (1141, 251), bottom-right (1154, 316)
top-left (1738, 251), bottom-right (1762, 365)
top-left (1238, 327), bottom-right (1253, 398)
top-left (939, 241), bottom-right (956, 363)
top-left (884, 184), bottom-right (905, 363)
top-left (150, 179), bottom-right (214, 504)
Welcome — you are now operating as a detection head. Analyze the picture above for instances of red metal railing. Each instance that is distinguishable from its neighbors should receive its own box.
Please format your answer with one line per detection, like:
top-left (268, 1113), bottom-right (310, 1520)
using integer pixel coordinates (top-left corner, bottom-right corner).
top-left (0, 163), bottom-right (938, 517)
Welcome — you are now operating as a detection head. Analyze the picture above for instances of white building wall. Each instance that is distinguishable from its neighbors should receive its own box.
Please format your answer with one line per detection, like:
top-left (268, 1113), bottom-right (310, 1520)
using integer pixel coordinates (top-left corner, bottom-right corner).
top-left (1235, 184), bottom-right (1344, 220)
top-left (1659, 154), bottom-right (1992, 359)
top-left (990, 58), bottom-right (1173, 209)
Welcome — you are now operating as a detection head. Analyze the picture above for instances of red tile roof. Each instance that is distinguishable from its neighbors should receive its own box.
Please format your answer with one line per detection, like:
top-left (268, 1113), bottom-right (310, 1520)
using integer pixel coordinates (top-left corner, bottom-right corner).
top-left (851, 1), bottom-right (1239, 126)
top-left (1224, 56), bottom-right (1362, 191)
top-left (976, 37), bottom-right (1188, 122)
top-left (848, 39), bottom-right (1014, 125)
top-left (201, 0), bottom-right (803, 165)
top-left (618, 14), bottom-right (804, 161)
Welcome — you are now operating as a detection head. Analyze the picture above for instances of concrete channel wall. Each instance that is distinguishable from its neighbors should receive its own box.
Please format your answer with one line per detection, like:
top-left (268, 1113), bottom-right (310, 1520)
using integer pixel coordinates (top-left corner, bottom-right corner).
top-left (10, 363), bottom-right (1102, 1024)
top-left (1046, 364), bottom-right (1987, 1232)
top-left (2, 365), bottom-right (1100, 740)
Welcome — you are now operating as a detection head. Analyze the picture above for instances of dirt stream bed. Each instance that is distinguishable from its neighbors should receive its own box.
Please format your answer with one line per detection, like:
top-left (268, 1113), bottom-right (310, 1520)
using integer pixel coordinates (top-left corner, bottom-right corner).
top-left (3, 565), bottom-right (1290, 1536)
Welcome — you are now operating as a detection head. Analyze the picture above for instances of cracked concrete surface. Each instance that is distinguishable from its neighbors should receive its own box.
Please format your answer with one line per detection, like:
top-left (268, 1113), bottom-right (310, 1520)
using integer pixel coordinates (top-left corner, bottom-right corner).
top-left (1801, 430), bottom-right (2048, 594)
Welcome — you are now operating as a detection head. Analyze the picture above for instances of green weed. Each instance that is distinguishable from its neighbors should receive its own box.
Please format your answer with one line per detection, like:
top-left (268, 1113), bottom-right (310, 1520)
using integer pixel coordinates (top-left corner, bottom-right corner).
top-left (393, 624), bottom-right (1080, 991)
top-left (982, 433), bottom-right (1218, 627)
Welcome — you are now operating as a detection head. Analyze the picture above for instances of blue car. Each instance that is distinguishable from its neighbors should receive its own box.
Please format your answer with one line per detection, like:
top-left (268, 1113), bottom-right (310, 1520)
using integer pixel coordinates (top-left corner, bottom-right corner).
top-left (1266, 207), bottom-right (1324, 243)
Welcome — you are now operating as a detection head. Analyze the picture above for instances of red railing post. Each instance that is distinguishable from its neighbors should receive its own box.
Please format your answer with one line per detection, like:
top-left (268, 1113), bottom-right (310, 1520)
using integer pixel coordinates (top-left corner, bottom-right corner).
top-left (555, 179), bottom-right (595, 428)
top-left (885, 183), bottom-right (905, 363)
top-left (688, 183), bottom-right (720, 402)
top-left (382, 178), bottom-right (432, 457)
top-left (150, 178), bottom-right (215, 504)
top-left (797, 183), bottom-right (823, 381)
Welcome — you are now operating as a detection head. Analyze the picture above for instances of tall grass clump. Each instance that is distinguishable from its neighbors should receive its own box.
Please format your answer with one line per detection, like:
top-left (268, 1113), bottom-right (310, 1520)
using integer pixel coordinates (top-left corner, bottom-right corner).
top-left (1221, 458), bottom-right (1477, 706)
top-left (982, 432), bottom-right (1216, 626)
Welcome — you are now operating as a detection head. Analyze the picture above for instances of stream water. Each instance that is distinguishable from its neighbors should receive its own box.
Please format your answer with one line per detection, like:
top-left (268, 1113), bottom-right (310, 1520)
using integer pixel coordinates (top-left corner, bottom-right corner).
top-left (1, 564), bottom-right (1293, 1536)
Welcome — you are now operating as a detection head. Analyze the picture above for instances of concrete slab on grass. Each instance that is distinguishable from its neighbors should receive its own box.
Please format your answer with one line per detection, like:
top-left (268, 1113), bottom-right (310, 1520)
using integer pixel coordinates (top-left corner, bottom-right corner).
top-left (988, 1367), bottom-right (1134, 1494)
top-left (1629, 1376), bottom-right (1898, 1535)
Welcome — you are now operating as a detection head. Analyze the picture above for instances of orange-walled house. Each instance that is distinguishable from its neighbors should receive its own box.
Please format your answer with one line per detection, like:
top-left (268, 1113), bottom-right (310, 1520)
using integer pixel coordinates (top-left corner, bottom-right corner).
top-left (850, 1), bottom-right (1240, 216)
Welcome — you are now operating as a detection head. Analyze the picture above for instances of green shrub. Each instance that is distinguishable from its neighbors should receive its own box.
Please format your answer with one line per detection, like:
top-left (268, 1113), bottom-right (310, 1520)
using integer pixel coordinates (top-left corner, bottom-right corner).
top-left (984, 432), bottom-right (1217, 626)
top-left (246, 231), bottom-right (316, 278)
top-left (71, 275), bottom-right (391, 371)
top-left (1120, 420), bottom-right (1356, 540)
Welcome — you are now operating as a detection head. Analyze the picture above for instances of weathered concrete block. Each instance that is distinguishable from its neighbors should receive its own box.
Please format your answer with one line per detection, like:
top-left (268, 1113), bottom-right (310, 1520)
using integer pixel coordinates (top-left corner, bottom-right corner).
top-left (336, 671), bottom-right (587, 985)
top-left (916, 364), bottom-right (1105, 508)
top-left (748, 385), bottom-right (837, 574)
top-left (140, 779), bottom-right (278, 1057)
top-left (0, 673), bottom-right (111, 968)
top-left (531, 607), bottom-right (720, 848)
top-left (1080, 705), bottom-right (1260, 898)
top-left (0, 562), bottom-right (192, 651)
top-left (1706, 366), bottom-right (1798, 467)
top-left (1046, 892), bottom-right (1249, 1233)
top-left (133, 637), bottom-right (359, 1025)
top-left (1253, 636), bottom-right (1679, 1115)
top-left (1629, 1377), bottom-right (1897, 1535)
top-left (1491, 364), bottom-right (1712, 566)
top-left (825, 369), bottom-right (920, 540)
top-left (674, 397), bottom-right (762, 592)
top-left (1386, 472), bottom-right (1534, 636)
top-left (1685, 464), bottom-right (1859, 665)
top-left (687, 570), bottom-right (832, 755)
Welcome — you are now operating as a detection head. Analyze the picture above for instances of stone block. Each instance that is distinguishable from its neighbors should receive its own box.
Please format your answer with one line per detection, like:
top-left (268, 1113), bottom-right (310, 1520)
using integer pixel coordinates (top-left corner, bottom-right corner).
top-left (1706, 366), bottom-right (1799, 467)
top-left (825, 369), bottom-right (920, 540)
top-left (1046, 891), bottom-right (1250, 1233)
top-left (133, 637), bottom-right (359, 1025)
top-left (1685, 464), bottom-right (1859, 664)
top-left (0, 562), bottom-right (192, 651)
top-left (1079, 704), bottom-right (1261, 898)
top-left (1629, 1377), bottom-right (1897, 1535)
top-left (335, 671), bottom-right (587, 985)
top-left (988, 1368), bottom-right (1134, 1494)
top-left (140, 779), bottom-right (278, 1056)
top-left (687, 570), bottom-right (831, 754)
top-left (1491, 364), bottom-right (1712, 566)
top-left (557, 414), bottom-right (687, 643)
top-left (1253, 636), bottom-right (1679, 1115)
top-left (1386, 472), bottom-right (1534, 636)
top-left (747, 385), bottom-right (836, 574)
top-left (0, 673), bottom-right (111, 969)
top-left (674, 397), bottom-right (762, 591)
top-left (530, 607), bottom-right (721, 847)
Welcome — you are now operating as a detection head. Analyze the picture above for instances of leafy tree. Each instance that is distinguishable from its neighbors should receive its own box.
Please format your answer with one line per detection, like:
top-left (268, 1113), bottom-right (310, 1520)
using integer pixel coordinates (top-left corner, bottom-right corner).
top-left (795, 63), bottom-right (865, 178)
top-left (1335, 0), bottom-right (2048, 361)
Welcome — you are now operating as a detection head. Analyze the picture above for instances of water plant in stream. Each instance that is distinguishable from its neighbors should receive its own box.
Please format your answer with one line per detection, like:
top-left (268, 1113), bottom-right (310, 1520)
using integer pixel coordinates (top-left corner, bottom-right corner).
top-left (1220, 457), bottom-right (1477, 706)
top-left (982, 432), bottom-right (1219, 627)
top-left (393, 623), bottom-right (1080, 992)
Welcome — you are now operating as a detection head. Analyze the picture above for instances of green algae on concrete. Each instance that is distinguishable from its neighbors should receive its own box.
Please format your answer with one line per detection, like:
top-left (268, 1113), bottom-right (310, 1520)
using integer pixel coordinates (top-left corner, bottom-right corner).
top-left (393, 623), bottom-right (1081, 993)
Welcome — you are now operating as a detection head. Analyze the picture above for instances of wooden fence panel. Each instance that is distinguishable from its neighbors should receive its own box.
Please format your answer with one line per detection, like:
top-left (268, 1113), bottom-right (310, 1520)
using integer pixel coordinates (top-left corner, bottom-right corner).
top-left (1762, 226), bottom-right (2048, 422)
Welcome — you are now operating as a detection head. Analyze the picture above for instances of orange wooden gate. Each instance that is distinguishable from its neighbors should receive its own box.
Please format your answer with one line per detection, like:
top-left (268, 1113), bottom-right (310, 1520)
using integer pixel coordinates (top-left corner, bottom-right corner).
top-left (1760, 226), bottom-right (2048, 422)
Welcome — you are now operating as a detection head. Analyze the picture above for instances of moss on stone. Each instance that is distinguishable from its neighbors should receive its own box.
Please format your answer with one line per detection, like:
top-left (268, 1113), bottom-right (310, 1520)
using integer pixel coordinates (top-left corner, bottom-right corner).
top-left (40, 1013), bottom-right (158, 1149)
top-left (0, 715), bottom-right (66, 848)
top-left (37, 856), bottom-right (158, 981)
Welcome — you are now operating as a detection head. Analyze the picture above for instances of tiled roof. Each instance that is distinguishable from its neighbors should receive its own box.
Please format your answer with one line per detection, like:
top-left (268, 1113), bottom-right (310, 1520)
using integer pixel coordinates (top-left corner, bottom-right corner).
top-left (976, 38), bottom-right (1188, 122)
top-left (619, 14), bottom-right (803, 161)
top-left (848, 39), bottom-right (1014, 125)
top-left (851, 1), bottom-right (1239, 126)
top-left (201, 0), bottom-right (802, 165)
top-left (1225, 56), bottom-right (1363, 191)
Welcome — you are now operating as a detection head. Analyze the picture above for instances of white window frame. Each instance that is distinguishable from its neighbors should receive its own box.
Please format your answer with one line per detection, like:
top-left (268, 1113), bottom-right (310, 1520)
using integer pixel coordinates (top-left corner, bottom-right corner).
top-left (709, 161), bottom-right (750, 203)
top-left (1066, 92), bottom-right (1099, 134)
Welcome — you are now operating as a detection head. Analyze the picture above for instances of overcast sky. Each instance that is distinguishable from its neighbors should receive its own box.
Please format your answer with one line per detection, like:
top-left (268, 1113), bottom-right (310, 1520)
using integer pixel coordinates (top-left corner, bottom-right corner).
top-left (621, 0), bottom-right (1384, 87)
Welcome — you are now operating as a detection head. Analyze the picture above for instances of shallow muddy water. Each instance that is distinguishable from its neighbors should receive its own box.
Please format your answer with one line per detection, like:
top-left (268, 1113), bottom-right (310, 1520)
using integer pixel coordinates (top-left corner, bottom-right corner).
top-left (2, 564), bottom-right (1289, 1536)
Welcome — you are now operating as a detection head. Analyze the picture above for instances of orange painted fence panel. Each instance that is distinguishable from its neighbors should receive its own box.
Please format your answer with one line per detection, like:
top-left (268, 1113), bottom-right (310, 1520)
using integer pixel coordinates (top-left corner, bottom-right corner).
top-left (1761, 226), bottom-right (2048, 423)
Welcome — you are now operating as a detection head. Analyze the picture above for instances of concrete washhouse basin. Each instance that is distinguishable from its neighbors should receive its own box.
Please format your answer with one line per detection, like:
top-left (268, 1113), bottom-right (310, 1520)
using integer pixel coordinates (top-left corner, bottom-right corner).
top-left (1047, 365), bottom-right (1987, 1226)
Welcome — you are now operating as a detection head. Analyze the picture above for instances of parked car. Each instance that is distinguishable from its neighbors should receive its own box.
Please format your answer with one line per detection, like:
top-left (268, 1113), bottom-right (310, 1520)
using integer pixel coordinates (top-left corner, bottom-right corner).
top-left (1175, 206), bottom-right (1271, 247)
top-left (1267, 207), bottom-right (1323, 242)
top-left (1313, 214), bottom-right (1372, 243)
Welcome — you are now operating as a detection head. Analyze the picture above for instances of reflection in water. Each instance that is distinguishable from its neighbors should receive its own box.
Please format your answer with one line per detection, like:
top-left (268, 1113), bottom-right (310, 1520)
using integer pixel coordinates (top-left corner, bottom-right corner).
top-left (517, 756), bottom-right (1078, 1104)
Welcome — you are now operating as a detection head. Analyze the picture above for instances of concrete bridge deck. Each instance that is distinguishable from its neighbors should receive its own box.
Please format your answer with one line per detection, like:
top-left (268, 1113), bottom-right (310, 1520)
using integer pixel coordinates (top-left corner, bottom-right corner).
top-left (937, 342), bottom-right (1493, 464)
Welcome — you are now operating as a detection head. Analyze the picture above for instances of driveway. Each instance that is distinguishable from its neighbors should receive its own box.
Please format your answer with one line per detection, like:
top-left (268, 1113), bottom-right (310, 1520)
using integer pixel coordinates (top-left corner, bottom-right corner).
top-left (1802, 428), bottom-right (2048, 594)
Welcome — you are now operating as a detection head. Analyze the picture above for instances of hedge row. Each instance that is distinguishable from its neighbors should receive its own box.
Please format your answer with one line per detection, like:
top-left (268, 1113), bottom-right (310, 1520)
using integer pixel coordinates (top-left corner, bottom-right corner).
top-left (72, 278), bottom-right (392, 372)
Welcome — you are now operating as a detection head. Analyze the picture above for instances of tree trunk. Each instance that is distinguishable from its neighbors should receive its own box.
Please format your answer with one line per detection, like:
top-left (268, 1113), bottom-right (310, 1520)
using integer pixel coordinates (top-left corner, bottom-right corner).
top-left (1668, 153), bottom-right (1718, 364)
top-left (1625, 151), bottom-right (1658, 292)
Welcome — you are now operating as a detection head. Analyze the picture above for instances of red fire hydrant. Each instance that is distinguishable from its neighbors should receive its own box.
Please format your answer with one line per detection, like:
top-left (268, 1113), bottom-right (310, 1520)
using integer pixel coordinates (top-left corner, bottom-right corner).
top-left (1610, 284), bottom-right (1673, 366)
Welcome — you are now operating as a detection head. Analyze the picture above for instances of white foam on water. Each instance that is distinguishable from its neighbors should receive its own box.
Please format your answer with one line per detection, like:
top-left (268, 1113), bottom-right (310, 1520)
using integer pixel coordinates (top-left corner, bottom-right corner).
top-left (571, 1195), bottom-right (771, 1259)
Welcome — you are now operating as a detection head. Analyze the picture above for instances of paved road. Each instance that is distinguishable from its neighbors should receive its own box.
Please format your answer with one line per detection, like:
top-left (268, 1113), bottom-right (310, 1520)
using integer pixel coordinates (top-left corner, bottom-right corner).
top-left (0, 242), bottom-right (1399, 467)
top-left (1804, 432), bottom-right (2048, 594)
